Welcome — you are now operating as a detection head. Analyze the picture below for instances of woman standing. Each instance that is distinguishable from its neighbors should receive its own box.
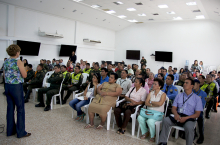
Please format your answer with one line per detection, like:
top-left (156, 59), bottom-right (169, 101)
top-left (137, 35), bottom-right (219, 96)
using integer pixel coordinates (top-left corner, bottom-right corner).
top-left (199, 61), bottom-right (204, 74)
top-left (4, 44), bottom-right (31, 138)
top-left (137, 78), bottom-right (166, 142)
top-left (191, 60), bottom-right (200, 71)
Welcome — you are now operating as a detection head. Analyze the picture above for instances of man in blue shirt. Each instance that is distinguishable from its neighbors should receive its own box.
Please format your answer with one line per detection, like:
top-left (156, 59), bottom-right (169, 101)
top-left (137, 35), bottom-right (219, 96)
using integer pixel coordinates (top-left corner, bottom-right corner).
top-left (159, 78), bottom-right (203, 145)
top-left (100, 68), bottom-right (109, 84)
top-left (162, 74), bottom-right (178, 100)
top-left (173, 68), bottom-right (179, 81)
top-left (163, 68), bottom-right (168, 82)
top-left (193, 79), bottom-right (207, 144)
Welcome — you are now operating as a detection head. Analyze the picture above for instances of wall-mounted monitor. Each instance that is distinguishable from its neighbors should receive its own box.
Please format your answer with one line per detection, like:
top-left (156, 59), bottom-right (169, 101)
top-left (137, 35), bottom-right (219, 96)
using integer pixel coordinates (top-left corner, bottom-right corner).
top-left (155, 51), bottom-right (173, 62)
top-left (59, 45), bottom-right (77, 56)
top-left (17, 40), bottom-right (41, 56)
top-left (126, 50), bottom-right (140, 60)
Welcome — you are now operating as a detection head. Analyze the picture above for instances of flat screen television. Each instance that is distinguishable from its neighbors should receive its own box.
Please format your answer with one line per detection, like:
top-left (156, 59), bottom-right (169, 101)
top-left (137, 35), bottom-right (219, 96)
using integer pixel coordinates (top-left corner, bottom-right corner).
top-left (17, 40), bottom-right (41, 56)
top-left (155, 51), bottom-right (173, 62)
top-left (59, 45), bottom-right (77, 56)
top-left (126, 50), bottom-right (140, 60)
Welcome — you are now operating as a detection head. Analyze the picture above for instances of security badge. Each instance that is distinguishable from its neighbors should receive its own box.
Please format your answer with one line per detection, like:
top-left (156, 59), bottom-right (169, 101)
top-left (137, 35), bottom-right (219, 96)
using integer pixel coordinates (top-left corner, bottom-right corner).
top-left (170, 89), bottom-right (173, 93)
top-left (59, 74), bottom-right (63, 77)
top-left (199, 96), bottom-right (202, 98)
top-left (52, 75), bottom-right (54, 77)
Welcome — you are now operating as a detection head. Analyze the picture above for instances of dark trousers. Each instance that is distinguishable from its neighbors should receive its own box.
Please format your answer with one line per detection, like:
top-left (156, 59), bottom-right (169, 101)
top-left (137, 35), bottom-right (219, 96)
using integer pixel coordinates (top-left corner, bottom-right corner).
top-left (5, 83), bottom-right (27, 138)
top-left (114, 107), bottom-right (134, 129)
top-left (206, 99), bottom-right (214, 116)
top-left (38, 87), bottom-right (59, 106)
top-left (197, 111), bottom-right (204, 137)
top-left (213, 97), bottom-right (217, 111)
top-left (62, 86), bottom-right (79, 101)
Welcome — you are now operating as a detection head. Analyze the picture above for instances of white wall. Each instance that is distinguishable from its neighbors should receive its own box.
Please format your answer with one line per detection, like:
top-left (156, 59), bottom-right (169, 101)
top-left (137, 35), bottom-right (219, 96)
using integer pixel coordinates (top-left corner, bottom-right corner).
top-left (0, 3), bottom-right (115, 70)
top-left (115, 20), bottom-right (220, 73)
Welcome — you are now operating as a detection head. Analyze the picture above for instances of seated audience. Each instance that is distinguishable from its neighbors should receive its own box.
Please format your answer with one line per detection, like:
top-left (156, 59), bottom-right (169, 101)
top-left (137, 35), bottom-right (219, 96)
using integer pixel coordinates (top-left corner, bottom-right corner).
top-left (52, 59), bottom-right (56, 67)
top-left (35, 65), bottom-right (63, 111)
top-left (91, 62), bottom-right (95, 70)
top-left (163, 69), bottom-right (168, 81)
top-left (138, 78), bottom-right (166, 142)
top-left (47, 60), bottom-right (53, 71)
top-left (100, 68), bottom-right (109, 84)
top-left (158, 78), bottom-right (203, 145)
top-left (145, 72), bottom-right (154, 89)
top-left (23, 64), bottom-right (45, 103)
top-left (66, 62), bottom-right (73, 72)
top-left (80, 59), bottom-right (83, 67)
top-left (114, 78), bottom-right (147, 134)
top-left (168, 66), bottom-right (172, 74)
top-left (104, 62), bottom-right (108, 68)
top-left (61, 66), bottom-right (82, 104)
top-left (69, 73), bottom-right (101, 121)
top-left (112, 64), bottom-right (116, 72)
top-left (59, 59), bottom-right (65, 66)
top-left (107, 64), bottom-right (113, 77)
top-left (146, 68), bottom-right (150, 78)
top-left (211, 74), bottom-right (219, 112)
top-left (101, 64), bottom-right (104, 69)
top-left (127, 64), bottom-right (134, 78)
top-left (131, 69), bottom-right (140, 83)
top-left (115, 63), bottom-right (120, 72)
top-left (154, 69), bottom-right (162, 78)
top-left (198, 75), bottom-right (210, 95)
top-left (141, 64), bottom-right (147, 76)
top-left (132, 74), bottom-right (149, 93)
top-left (23, 59), bottom-right (28, 71)
top-left (173, 68), bottom-right (179, 81)
top-left (40, 59), bottom-right (49, 72)
top-left (116, 70), bottom-right (132, 100)
top-left (84, 73), bottom-right (122, 129)
top-left (193, 79), bottom-right (207, 144)
top-left (116, 65), bottom-right (124, 78)
top-left (162, 75), bottom-right (178, 100)
top-left (175, 73), bottom-right (187, 87)
top-left (83, 63), bottom-right (91, 74)
top-left (56, 60), bottom-right (60, 65)
top-left (179, 68), bottom-right (184, 75)
top-left (24, 64), bottom-right (34, 83)
top-left (81, 61), bottom-right (86, 70)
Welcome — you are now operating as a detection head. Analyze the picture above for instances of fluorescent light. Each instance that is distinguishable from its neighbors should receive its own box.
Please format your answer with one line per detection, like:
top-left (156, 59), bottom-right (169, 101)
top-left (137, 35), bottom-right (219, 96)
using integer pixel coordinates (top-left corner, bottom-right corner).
top-left (195, 15), bottom-right (205, 19)
top-left (173, 17), bottom-right (182, 20)
top-left (128, 19), bottom-right (138, 22)
top-left (127, 8), bottom-right (136, 11)
top-left (138, 13), bottom-right (146, 16)
top-left (106, 10), bottom-right (116, 14)
top-left (118, 15), bottom-right (127, 19)
top-left (158, 5), bottom-right (168, 8)
top-left (186, 2), bottom-right (197, 6)
top-left (167, 11), bottom-right (175, 14)
top-left (73, 0), bottom-right (83, 2)
top-left (91, 5), bottom-right (101, 8)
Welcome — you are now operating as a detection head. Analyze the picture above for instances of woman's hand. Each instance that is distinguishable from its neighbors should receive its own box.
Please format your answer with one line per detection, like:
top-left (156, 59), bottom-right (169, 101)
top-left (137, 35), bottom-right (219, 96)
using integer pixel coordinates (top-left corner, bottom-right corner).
top-left (84, 97), bottom-right (88, 100)
top-left (100, 91), bottom-right (106, 97)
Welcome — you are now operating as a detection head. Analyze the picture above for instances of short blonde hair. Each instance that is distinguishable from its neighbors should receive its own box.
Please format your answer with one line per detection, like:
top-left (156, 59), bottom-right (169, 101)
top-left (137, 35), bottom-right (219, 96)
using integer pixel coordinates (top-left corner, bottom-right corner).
top-left (6, 44), bottom-right (21, 56)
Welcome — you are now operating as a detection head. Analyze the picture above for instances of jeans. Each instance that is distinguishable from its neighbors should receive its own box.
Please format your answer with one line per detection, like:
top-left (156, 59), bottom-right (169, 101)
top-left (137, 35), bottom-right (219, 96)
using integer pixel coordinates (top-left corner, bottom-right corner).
top-left (5, 83), bottom-right (27, 138)
top-left (69, 98), bottom-right (90, 116)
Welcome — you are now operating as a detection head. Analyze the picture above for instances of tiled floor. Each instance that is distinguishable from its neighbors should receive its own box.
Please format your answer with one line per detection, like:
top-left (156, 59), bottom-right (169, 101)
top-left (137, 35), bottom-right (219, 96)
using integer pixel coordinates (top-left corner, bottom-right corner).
top-left (0, 83), bottom-right (219, 145)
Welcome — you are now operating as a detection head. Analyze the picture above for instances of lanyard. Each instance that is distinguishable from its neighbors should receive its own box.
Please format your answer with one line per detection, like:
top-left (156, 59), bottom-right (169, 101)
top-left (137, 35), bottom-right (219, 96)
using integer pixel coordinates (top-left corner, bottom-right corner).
top-left (120, 79), bottom-right (126, 86)
top-left (195, 89), bottom-right (201, 96)
top-left (182, 93), bottom-right (194, 107)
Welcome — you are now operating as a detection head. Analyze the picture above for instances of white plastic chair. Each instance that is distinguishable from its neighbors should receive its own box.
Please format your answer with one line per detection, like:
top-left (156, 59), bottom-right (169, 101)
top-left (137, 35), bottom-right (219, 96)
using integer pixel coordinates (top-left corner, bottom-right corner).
top-left (173, 80), bottom-right (178, 85)
top-left (49, 78), bottom-right (64, 110)
top-left (112, 98), bottom-right (142, 136)
top-left (32, 71), bottom-right (54, 102)
top-left (137, 96), bottom-right (169, 144)
top-left (174, 85), bottom-right (184, 94)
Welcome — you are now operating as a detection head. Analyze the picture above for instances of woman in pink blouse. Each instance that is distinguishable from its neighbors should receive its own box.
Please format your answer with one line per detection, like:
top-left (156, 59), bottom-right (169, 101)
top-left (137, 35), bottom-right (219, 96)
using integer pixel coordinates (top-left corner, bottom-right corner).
top-left (145, 72), bottom-right (154, 89)
top-left (114, 78), bottom-right (148, 135)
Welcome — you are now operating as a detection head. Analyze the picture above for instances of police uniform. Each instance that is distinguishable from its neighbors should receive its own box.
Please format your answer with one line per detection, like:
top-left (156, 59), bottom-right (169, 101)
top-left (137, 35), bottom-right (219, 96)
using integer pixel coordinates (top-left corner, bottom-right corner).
top-left (24, 69), bottom-right (34, 83)
top-left (23, 70), bottom-right (45, 102)
top-left (82, 69), bottom-right (100, 90)
top-left (193, 88), bottom-right (207, 142)
top-left (58, 70), bottom-right (70, 103)
top-left (116, 70), bottom-right (122, 78)
top-left (201, 82), bottom-right (217, 117)
top-left (37, 72), bottom-right (63, 109)
top-left (62, 72), bottom-right (82, 104)
top-left (43, 63), bottom-right (49, 73)
top-left (175, 80), bottom-right (184, 87)
top-left (140, 59), bottom-right (147, 67)
top-left (107, 69), bottom-right (113, 77)
top-left (141, 69), bottom-right (147, 76)
top-left (173, 73), bottom-right (179, 81)
top-left (83, 68), bottom-right (91, 74)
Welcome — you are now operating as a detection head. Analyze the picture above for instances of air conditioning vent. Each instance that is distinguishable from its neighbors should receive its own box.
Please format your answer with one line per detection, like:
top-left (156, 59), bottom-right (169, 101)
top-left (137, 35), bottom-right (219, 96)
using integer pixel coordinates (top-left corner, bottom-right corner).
top-left (192, 9), bottom-right (201, 12)
top-left (149, 19), bottom-right (154, 21)
top-left (135, 3), bottom-right (143, 5)
top-left (153, 13), bottom-right (159, 15)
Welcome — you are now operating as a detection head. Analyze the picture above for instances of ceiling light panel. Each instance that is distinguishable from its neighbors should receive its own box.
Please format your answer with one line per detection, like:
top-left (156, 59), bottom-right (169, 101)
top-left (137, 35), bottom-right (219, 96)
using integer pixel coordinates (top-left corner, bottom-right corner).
top-left (105, 10), bottom-right (116, 14)
top-left (158, 5), bottom-right (168, 8)
top-left (173, 17), bottom-right (182, 20)
top-left (73, 0), bottom-right (83, 2)
top-left (186, 2), bottom-right (197, 6)
top-left (128, 20), bottom-right (138, 22)
top-left (167, 11), bottom-right (175, 14)
top-left (91, 5), bottom-right (101, 8)
top-left (127, 8), bottom-right (136, 11)
top-left (138, 13), bottom-right (146, 16)
top-left (195, 15), bottom-right (205, 19)
top-left (118, 15), bottom-right (127, 19)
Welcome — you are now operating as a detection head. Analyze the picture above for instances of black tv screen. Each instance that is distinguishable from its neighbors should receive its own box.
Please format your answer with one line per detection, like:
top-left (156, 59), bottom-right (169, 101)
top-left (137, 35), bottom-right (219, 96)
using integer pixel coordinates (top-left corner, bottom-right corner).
top-left (126, 50), bottom-right (140, 60)
top-left (59, 45), bottom-right (77, 56)
top-left (17, 40), bottom-right (41, 56)
top-left (155, 51), bottom-right (173, 62)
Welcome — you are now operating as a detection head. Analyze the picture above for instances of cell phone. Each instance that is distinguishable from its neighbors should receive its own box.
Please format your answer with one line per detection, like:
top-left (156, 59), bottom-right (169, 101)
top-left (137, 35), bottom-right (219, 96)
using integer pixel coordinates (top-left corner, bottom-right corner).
top-left (20, 56), bottom-right (23, 61)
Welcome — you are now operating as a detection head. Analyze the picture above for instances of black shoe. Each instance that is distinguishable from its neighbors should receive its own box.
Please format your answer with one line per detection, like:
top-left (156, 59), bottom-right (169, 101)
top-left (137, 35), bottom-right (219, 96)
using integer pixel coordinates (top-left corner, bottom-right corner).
top-left (62, 100), bottom-right (67, 104)
top-left (180, 131), bottom-right (185, 139)
top-left (196, 136), bottom-right (204, 144)
top-left (44, 105), bottom-right (51, 111)
top-left (213, 110), bottom-right (217, 113)
top-left (158, 143), bottom-right (167, 145)
top-left (56, 100), bottom-right (61, 104)
top-left (0, 82), bottom-right (4, 84)
top-left (205, 115), bottom-right (210, 119)
top-left (24, 99), bottom-right (29, 103)
top-left (218, 105), bottom-right (220, 107)
top-left (35, 103), bottom-right (45, 107)
top-left (172, 130), bottom-right (175, 137)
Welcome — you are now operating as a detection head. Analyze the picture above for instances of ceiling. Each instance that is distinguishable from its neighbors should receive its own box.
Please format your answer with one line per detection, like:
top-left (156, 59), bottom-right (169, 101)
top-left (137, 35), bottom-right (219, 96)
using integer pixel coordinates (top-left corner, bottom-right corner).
top-left (0, 0), bottom-right (220, 31)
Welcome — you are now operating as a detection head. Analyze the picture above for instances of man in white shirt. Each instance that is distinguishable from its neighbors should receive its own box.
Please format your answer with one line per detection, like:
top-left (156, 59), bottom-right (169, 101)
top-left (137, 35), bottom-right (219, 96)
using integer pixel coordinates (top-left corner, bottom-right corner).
top-left (59, 59), bottom-right (65, 66)
top-left (127, 64), bottom-right (134, 78)
top-left (116, 70), bottom-right (132, 100)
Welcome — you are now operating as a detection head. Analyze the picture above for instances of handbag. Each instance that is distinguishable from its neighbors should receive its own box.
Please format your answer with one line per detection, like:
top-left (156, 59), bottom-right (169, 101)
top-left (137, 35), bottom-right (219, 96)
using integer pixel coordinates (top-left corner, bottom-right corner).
top-left (118, 87), bottom-right (136, 110)
top-left (140, 108), bottom-right (164, 121)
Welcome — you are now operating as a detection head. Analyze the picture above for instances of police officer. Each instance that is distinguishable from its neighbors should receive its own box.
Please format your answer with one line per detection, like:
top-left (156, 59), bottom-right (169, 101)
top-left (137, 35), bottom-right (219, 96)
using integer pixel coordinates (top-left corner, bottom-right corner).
top-left (161, 74), bottom-right (178, 116)
top-left (62, 66), bottom-right (82, 104)
top-left (82, 62), bottom-right (100, 90)
top-left (173, 68), bottom-right (179, 81)
top-left (23, 64), bottom-right (34, 95)
top-left (40, 59), bottom-right (49, 73)
top-left (23, 64), bottom-right (45, 103)
top-left (57, 65), bottom-right (70, 104)
top-left (83, 63), bottom-right (91, 74)
top-left (141, 64), bottom-right (147, 76)
top-left (140, 56), bottom-right (147, 67)
top-left (193, 79), bottom-right (207, 144)
top-left (107, 64), bottom-right (113, 77)
top-left (201, 74), bottom-right (217, 119)
top-left (175, 73), bottom-right (187, 87)
top-left (35, 65), bottom-right (63, 111)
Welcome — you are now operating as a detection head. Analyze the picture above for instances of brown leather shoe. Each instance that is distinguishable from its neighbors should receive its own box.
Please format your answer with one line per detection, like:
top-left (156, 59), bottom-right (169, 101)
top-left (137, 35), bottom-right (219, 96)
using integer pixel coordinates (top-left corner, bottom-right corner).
top-left (22, 133), bottom-right (31, 138)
